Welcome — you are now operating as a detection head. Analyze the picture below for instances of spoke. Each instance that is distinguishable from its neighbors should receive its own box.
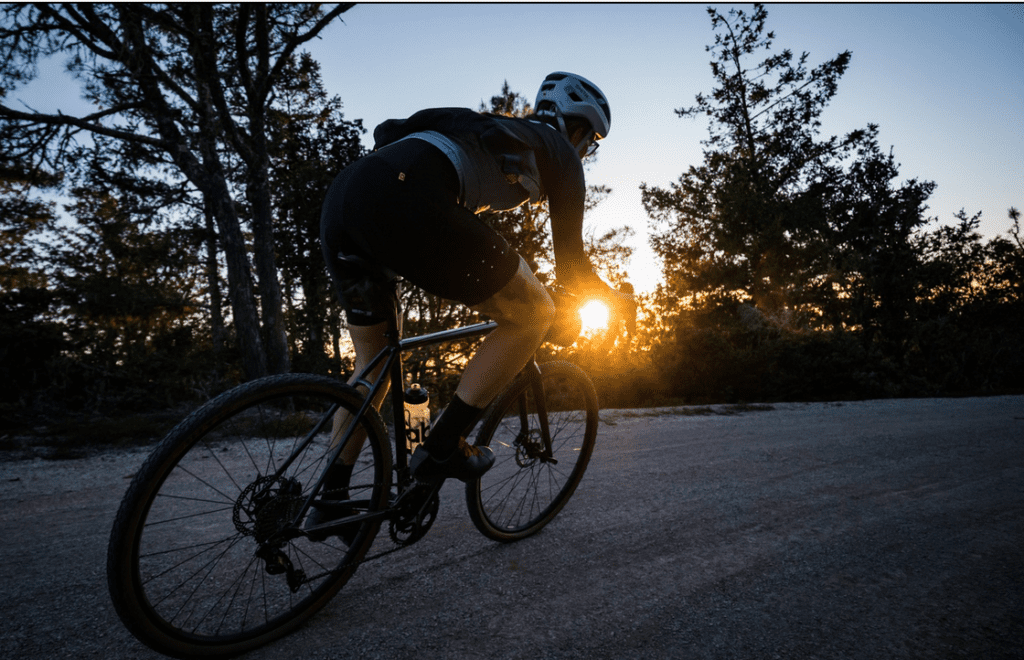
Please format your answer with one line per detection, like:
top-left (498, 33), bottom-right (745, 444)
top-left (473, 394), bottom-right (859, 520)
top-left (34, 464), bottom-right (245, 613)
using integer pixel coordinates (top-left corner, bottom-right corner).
top-left (175, 540), bottom-right (256, 632)
top-left (196, 549), bottom-right (262, 635)
top-left (168, 464), bottom-right (240, 508)
top-left (198, 437), bottom-right (245, 497)
top-left (144, 504), bottom-right (235, 528)
top-left (488, 460), bottom-right (535, 529)
top-left (237, 429), bottom-right (263, 481)
top-left (215, 557), bottom-right (256, 636)
top-left (140, 536), bottom-right (235, 561)
top-left (241, 557), bottom-right (261, 632)
top-left (150, 532), bottom-right (248, 614)
top-left (155, 492), bottom-right (236, 506)
top-left (256, 402), bottom-right (279, 477)
top-left (290, 540), bottom-right (338, 577)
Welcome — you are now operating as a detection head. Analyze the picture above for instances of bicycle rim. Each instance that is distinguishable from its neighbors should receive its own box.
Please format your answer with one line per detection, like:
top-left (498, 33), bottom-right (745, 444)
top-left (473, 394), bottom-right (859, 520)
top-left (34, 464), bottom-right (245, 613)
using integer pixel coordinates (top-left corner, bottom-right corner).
top-left (107, 374), bottom-right (391, 658)
top-left (466, 362), bottom-right (598, 542)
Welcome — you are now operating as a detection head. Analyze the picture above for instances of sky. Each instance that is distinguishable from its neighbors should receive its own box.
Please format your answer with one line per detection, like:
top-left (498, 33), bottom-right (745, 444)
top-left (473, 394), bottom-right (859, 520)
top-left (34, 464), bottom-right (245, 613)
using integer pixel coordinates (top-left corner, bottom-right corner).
top-left (301, 3), bottom-right (1023, 293)
top-left (11, 3), bottom-right (1023, 294)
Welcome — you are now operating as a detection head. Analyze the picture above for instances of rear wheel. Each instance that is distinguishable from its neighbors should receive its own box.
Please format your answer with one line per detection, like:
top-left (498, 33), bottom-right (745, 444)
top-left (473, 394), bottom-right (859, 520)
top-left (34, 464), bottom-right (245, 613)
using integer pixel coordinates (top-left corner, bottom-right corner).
top-left (107, 374), bottom-right (391, 658)
top-left (465, 362), bottom-right (598, 542)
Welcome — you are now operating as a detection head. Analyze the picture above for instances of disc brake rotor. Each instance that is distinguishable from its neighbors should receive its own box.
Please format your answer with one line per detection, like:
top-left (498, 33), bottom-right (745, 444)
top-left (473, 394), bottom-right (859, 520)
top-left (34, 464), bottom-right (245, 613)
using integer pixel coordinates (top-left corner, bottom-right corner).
top-left (234, 475), bottom-right (304, 544)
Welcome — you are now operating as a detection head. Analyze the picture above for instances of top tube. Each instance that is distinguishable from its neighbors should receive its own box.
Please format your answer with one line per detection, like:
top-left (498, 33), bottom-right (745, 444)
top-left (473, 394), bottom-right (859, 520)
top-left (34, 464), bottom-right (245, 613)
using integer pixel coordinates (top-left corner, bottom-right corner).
top-left (399, 320), bottom-right (497, 352)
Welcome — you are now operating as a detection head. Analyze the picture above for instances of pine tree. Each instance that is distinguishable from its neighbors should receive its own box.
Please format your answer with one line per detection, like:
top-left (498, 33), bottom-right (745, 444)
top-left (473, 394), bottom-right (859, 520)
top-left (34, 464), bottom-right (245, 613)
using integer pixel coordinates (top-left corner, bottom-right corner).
top-left (642, 4), bottom-right (866, 322)
top-left (267, 53), bottom-right (366, 375)
top-left (0, 3), bottom-right (354, 379)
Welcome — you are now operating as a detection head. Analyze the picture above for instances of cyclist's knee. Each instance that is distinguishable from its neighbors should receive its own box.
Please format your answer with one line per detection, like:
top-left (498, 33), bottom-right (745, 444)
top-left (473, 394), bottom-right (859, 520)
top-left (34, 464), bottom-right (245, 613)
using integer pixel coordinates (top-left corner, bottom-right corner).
top-left (471, 258), bottom-right (554, 336)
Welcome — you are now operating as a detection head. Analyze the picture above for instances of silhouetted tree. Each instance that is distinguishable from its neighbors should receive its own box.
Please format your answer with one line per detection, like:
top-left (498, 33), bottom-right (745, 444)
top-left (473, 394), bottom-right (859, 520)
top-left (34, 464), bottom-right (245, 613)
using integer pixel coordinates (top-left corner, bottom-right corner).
top-left (821, 132), bottom-right (936, 357)
top-left (643, 3), bottom-right (867, 322)
top-left (267, 53), bottom-right (366, 375)
top-left (0, 3), bottom-right (353, 379)
top-left (0, 162), bottom-right (63, 422)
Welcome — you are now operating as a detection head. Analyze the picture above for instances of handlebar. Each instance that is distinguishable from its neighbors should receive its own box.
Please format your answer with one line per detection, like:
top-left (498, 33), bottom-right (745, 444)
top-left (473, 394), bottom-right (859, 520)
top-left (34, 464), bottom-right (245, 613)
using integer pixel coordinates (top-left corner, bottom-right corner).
top-left (545, 280), bottom-right (637, 346)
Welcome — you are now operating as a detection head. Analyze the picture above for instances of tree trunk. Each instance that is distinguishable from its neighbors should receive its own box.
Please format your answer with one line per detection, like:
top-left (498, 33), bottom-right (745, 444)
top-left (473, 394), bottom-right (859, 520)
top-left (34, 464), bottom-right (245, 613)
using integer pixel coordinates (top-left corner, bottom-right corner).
top-left (207, 183), bottom-right (268, 380)
top-left (203, 198), bottom-right (226, 357)
top-left (247, 172), bottom-right (291, 375)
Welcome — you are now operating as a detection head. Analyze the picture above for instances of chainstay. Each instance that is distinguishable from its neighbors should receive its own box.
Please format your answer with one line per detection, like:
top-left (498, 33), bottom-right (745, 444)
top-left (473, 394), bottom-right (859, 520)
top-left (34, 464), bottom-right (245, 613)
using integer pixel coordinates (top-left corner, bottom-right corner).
top-left (298, 541), bottom-right (409, 586)
top-left (295, 479), bottom-right (429, 586)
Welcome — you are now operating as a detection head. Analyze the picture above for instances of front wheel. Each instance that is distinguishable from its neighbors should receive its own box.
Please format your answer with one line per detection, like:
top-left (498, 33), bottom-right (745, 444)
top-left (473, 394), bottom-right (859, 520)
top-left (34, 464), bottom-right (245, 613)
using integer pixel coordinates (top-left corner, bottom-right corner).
top-left (107, 374), bottom-right (392, 658)
top-left (465, 361), bottom-right (598, 542)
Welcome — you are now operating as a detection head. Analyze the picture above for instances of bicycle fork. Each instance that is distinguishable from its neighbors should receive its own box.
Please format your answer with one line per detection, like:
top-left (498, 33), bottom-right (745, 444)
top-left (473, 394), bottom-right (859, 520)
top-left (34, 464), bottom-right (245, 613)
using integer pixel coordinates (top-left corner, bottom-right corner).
top-left (517, 360), bottom-right (558, 465)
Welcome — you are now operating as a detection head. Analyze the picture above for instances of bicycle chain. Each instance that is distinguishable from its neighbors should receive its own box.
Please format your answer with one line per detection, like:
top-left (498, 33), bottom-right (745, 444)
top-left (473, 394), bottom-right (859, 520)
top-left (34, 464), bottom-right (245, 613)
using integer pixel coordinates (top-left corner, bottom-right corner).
top-left (243, 473), bottom-right (451, 588)
top-left (295, 481), bottom-right (439, 586)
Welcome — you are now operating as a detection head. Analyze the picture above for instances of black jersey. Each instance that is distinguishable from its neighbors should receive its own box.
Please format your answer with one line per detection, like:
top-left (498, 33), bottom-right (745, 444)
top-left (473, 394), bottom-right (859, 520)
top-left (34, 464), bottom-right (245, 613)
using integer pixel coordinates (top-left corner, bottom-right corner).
top-left (373, 108), bottom-right (589, 277)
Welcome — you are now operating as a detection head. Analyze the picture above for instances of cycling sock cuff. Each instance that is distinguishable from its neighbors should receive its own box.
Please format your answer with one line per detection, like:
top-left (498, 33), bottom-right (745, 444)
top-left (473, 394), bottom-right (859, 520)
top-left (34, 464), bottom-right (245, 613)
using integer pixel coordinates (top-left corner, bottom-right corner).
top-left (424, 394), bottom-right (484, 457)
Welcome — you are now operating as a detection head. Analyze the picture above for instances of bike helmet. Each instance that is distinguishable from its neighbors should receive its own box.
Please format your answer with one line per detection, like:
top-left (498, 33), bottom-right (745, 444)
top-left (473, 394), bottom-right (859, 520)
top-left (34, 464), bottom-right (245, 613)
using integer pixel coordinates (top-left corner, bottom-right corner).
top-left (534, 72), bottom-right (611, 142)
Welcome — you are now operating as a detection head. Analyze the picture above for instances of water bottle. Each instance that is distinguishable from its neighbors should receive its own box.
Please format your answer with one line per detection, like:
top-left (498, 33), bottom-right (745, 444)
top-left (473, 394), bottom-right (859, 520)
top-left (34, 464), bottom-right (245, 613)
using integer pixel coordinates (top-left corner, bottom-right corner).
top-left (404, 384), bottom-right (431, 452)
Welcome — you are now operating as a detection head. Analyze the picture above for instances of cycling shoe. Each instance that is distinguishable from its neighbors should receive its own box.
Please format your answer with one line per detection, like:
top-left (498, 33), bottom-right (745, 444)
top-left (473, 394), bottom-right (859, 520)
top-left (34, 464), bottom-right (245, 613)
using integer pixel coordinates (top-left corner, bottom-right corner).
top-left (304, 500), bottom-right (359, 545)
top-left (410, 441), bottom-right (495, 483)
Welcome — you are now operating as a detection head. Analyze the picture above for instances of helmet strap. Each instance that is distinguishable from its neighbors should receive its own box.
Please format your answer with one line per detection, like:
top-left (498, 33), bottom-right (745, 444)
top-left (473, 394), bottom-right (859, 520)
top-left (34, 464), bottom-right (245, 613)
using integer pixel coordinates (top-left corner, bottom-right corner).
top-left (554, 113), bottom-right (570, 140)
top-left (539, 105), bottom-right (589, 154)
top-left (553, 109), bottom-right (590, 152)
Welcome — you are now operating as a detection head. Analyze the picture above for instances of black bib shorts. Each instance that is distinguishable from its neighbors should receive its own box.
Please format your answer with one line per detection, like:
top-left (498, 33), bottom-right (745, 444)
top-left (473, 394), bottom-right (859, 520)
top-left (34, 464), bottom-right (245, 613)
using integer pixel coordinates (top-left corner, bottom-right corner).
top-left (320, 139), bottom-right (521, 326)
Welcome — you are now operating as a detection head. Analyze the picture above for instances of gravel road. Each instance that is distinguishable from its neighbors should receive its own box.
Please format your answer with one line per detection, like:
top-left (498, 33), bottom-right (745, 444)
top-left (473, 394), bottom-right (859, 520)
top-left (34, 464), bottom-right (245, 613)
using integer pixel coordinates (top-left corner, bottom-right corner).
top-left (2, 396), bottom-right (1022, 659)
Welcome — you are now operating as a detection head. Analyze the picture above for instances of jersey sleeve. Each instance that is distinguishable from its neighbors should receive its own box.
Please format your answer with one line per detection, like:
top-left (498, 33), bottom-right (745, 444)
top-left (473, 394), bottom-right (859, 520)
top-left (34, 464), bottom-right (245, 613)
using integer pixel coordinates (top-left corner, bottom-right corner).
top-left (535, 130), bottom-right (590, 280)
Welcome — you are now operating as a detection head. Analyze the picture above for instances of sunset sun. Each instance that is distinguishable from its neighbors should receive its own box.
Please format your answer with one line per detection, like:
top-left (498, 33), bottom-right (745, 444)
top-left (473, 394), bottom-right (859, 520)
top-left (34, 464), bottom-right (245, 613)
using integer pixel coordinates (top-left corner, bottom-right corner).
top-left (579, 299), bottom-right (610, 333)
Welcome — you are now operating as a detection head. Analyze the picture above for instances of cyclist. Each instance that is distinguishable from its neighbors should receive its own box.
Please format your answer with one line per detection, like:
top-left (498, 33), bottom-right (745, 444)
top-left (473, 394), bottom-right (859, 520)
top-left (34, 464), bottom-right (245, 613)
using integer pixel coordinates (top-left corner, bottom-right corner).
top-left (318, 72), bottom-right (628, 493)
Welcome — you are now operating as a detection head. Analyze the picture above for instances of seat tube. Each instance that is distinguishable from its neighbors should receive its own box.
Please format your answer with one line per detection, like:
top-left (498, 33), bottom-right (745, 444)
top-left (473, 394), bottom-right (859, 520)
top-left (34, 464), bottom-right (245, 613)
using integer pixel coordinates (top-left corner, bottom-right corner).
top-left (384, 293), bottom-right (411, 476)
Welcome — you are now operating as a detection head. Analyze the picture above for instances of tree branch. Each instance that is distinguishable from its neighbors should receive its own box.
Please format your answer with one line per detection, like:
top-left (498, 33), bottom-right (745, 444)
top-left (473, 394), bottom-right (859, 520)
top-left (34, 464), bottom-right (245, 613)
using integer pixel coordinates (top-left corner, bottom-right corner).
top-left (0, 103), bottom-right (166, 148)
top-left (264, 4), bottom-right (354, 97)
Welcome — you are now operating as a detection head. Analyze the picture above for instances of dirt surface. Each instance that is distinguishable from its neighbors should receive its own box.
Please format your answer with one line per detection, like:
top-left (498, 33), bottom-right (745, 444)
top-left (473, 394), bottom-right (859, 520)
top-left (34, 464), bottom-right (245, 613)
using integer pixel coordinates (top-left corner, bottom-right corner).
top-left (1, 396), bottom-right (1022, 659)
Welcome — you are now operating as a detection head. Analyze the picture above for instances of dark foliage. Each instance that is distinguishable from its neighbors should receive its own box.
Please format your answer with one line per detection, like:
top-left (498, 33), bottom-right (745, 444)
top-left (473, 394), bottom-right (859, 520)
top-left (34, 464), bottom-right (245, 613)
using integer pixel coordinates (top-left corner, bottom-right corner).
top-left (640, 4), bottom-right (1023, 405)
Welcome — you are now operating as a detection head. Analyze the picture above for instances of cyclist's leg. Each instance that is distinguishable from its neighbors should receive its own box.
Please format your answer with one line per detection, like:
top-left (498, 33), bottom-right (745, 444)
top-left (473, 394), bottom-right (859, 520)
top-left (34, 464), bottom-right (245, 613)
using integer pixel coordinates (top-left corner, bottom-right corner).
top-left (303, 318), bottom-right (392, 538)
top-left (413, 256), bottom-right (553, 472)
top-left (334, 320), bottom-right (397, 464)
top-left (460, 256), bottom-right (555, 407)
top-left (322, 157), bottom-right (406, 465)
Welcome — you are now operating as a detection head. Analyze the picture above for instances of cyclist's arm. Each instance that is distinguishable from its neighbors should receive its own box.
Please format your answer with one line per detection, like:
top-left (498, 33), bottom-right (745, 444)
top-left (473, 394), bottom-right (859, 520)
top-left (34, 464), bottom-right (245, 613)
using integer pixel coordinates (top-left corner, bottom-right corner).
top-left (534, 131), bottom-right (592, 284)
top-left (535, 133), bottom-right (637, 329)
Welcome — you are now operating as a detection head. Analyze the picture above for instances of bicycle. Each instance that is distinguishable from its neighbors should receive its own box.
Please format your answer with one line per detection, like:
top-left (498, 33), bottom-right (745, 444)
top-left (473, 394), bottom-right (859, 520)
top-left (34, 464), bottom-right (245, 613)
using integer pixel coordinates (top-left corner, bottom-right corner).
top-left (106, 255), bottom-right (605, 658)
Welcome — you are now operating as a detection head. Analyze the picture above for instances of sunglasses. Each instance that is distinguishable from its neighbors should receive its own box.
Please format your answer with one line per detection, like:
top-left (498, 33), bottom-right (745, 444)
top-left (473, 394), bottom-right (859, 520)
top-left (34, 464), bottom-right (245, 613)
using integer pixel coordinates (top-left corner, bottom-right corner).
top-left (579, 130), bottom-right (600, 158)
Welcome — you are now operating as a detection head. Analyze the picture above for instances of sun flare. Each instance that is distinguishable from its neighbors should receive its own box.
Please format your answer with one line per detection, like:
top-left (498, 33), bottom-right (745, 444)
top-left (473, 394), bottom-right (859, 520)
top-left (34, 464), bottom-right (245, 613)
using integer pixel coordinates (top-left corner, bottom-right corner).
top-left (579, 299), bottom-right (610, 333)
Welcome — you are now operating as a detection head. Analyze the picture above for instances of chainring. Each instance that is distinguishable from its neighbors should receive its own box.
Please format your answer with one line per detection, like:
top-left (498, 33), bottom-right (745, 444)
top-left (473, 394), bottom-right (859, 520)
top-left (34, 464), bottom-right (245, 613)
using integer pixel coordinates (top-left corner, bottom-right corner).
top-left (388, 483), bottom-right (441, 547)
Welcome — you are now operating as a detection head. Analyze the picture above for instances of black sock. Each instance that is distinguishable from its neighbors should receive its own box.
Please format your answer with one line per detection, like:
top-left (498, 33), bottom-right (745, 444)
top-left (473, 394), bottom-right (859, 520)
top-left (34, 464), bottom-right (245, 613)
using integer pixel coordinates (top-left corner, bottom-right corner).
top-left (423, 394), bottom-right (483, 458)
top-left (322, 462), bottom-right (354, 499)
